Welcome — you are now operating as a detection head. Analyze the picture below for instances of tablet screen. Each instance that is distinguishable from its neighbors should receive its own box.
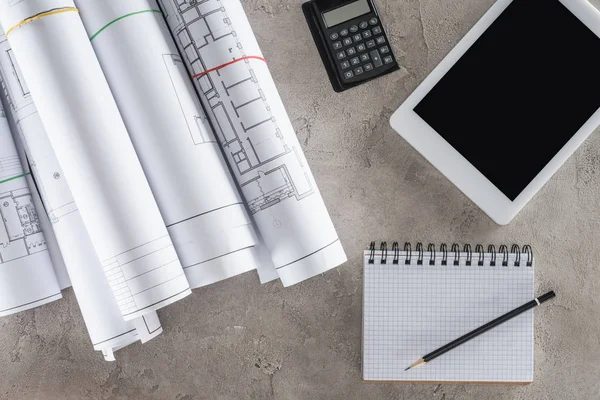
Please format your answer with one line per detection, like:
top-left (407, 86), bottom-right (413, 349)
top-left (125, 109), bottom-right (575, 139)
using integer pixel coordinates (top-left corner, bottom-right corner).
top-left (414, 0), bottom-right (600, 200)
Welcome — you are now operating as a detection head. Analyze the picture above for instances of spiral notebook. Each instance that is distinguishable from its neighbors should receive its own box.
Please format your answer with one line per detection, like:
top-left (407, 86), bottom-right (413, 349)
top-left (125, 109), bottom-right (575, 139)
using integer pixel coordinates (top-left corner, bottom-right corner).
top-left (363, 242), bottom-right (535, 383)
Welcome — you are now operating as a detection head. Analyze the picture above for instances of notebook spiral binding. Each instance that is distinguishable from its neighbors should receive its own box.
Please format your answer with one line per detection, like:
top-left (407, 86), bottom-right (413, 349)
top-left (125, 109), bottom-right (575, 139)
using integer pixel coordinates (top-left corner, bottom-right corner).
top-left (368, 242), bottom-right (533, 267)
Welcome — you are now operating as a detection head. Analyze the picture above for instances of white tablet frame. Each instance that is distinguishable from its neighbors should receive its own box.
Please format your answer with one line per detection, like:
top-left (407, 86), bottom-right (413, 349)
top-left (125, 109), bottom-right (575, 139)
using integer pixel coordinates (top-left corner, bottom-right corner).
top-left (389, 0), bottom-right (600, 225)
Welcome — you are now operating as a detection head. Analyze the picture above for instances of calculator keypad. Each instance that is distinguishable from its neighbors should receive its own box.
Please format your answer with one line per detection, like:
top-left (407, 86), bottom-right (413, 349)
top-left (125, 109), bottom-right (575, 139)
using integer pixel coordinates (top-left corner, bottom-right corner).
top-left (328, 18), bottom-right (395, 82)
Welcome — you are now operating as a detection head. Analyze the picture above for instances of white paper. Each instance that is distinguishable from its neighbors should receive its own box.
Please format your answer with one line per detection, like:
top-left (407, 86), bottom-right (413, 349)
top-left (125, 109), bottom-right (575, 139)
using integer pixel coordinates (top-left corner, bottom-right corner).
top-left (160, 0), bottom-right (347, 286)
top-left (363, 250), bottom-right (534, 382)
top-left (0, 32), bottom-right (163, 357)
top-left (42, 210), bottom-right (71, 290)
top-left (0, 100), bottom-right (61, 317)
top-left (8, 117), bottom-right (71, 291)
top-left (75, 0), bottom-right (261, 288)
top-left (0, 0), bottom-right (191, 320)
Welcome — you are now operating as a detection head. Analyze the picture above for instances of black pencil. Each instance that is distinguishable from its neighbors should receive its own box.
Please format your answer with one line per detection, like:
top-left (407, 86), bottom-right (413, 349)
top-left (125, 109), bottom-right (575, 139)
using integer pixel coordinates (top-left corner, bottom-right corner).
top-left (405, 290), bottom-right (556, 371)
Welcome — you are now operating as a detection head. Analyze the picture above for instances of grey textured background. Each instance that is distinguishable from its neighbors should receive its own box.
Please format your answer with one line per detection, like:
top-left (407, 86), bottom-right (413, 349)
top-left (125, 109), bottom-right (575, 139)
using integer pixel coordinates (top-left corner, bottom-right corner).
top-left (2, 0), bottom-right (600, 398)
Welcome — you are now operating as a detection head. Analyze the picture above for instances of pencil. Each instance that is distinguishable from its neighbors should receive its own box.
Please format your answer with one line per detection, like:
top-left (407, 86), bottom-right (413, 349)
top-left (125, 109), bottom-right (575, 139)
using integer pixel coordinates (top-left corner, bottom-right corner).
top-left (405, 290), bottom-right (556, 371)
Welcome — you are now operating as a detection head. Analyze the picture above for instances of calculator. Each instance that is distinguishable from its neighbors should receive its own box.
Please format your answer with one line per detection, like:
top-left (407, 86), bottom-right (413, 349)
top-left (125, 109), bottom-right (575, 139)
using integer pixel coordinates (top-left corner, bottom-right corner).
top-left (303, 0), bottom-right (399, 92)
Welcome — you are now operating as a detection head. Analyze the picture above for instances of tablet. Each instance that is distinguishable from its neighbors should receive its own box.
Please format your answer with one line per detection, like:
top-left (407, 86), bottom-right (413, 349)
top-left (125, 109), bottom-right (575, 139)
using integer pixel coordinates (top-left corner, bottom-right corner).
top-left (390, 0), bottom-right (600, 225)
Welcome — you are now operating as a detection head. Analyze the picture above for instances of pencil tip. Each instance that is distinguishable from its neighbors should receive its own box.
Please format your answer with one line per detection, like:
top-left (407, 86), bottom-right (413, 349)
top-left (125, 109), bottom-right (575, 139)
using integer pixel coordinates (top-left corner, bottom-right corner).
top-left (405, 358), bottom-right (426, 371)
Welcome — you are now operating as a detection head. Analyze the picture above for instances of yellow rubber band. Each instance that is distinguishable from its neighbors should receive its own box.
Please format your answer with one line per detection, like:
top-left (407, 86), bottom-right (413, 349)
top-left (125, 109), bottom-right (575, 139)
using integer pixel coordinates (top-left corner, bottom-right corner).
top-left (5, 7), bottom-right (79, 37)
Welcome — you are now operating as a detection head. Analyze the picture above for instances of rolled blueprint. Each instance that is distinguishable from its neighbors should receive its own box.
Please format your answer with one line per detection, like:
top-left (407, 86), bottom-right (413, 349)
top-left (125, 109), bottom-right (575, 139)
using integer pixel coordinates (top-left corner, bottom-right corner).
top-left (0, 101), bottom-right (61, 317)
top-left (159, 0), bottom-right (347, 285)
top-left (76, 0), bottom-right (260, 288)
top-left (0, 34), bottom-right (163, 360)
top-left (0, 0), bottom-right (191, 319)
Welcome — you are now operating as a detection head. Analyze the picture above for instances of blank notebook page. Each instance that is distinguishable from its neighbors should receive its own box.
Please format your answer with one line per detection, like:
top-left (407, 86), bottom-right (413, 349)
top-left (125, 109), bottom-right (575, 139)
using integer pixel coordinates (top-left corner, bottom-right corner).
top-left (363, 252), bottom-right (534, 382)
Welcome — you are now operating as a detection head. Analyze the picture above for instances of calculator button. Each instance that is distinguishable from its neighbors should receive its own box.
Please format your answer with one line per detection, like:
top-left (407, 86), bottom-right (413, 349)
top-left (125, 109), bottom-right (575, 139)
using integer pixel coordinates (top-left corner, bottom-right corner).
top-left (372, 26), bottom-right (382, 35)
top-left (349, 25), bottom-right (359, 33)
top-left (359, 21), bottom-right (368, 29)
top-left (360, 53), bottom-right (370, 62)
top-left (369, 17), bottom-right (378, 25)
top-left (356, 43), bottom-right (366, 52)
top-left (364, 63), bottom-right (374, 72)
top-left (379, 45), bottom-right (390, 54)
top-left (340, 29), bottom-right (349, 36)
top-left (362, 30), bottom-right (372, 39)
top-left (353, 34), bottom-right (362, 42)
top-left (383, 55), bottom-right (394, 64)
top-left (350, 57), bottom-right (360, 66)
top-left (330, 32), bottom-right (339, 41)
top-left (340, 60), bottom-right (350, 69)
top-left (343, 37), bottom-right (353, 46)
top-left (370, 50), bottom-right (383, 67)
top-left (354, 66), bottom-right (364, 75)
top-left (347, 47), bottom-right (356, 56)
top-left (344, 70), bottom-right (354, 80)
top-left (333, 41), bottom-right (343, 50)
top-left (376, 36), bottom-right (386, 45)
top-left (366, 39), bottom-right (376, 48)
top-left (337, 51), bottom-right (346, 59)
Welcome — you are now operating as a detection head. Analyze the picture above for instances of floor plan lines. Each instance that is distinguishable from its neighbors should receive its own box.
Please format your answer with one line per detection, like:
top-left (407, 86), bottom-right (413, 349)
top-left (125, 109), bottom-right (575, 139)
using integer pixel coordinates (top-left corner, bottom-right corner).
top-left (165, 0), bottom-right (316, 215)
top-left (243, 165), bottom-right (314, 215)
top-left (0, 69), bottom-right (77, 226)
top-left (162, 0), bottom-right (347, 284)
top-left (0, 188), bottom-right (46, 264)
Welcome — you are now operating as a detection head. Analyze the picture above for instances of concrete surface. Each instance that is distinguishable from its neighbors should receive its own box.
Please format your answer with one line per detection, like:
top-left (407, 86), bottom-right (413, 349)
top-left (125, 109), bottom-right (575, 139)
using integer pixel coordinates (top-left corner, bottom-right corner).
top-left (1, 0), bottom-right (600, 399)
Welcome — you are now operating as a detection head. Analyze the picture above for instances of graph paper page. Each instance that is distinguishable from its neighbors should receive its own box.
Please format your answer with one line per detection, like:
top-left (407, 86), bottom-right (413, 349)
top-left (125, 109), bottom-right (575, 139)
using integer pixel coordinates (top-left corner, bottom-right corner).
top-left (363, 251), bottom-right (534, 382)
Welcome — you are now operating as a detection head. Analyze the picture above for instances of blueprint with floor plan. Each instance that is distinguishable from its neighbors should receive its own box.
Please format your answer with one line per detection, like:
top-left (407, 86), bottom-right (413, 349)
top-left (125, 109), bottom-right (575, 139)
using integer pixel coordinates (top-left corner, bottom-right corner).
top-left (0, 32), bottom-right (163, 360)
top-left (0, 100), bottom-right (62, 317)
top-left (160, 0), bottom-right (347, 286)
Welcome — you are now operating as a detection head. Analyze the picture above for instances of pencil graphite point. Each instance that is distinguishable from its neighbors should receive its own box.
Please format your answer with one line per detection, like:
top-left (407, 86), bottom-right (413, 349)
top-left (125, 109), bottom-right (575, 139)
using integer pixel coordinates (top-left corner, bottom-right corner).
top-left (405, 358), bottom-right (426, 371)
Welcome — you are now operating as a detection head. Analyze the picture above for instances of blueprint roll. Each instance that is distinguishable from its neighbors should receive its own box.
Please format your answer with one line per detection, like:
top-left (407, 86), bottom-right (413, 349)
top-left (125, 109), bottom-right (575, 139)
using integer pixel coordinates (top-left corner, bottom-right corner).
top-left (368, 241), bottom-right (533, 267)
top-left (0, 0), bottom-right (191, 320)
top-left (75, 0), bottom-right (261, 288)
top-left (0, 98), bottom-right (62, 317)
top-left (159, 0), bottom-right (347, 286)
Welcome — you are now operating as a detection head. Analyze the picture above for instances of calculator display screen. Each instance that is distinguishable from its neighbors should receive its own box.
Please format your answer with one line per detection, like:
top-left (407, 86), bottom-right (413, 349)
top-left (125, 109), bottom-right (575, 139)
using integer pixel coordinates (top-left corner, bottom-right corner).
top-left (413, 0), bottom-right (600, 201)
top-left (322, 0), bottom-right (371, 28)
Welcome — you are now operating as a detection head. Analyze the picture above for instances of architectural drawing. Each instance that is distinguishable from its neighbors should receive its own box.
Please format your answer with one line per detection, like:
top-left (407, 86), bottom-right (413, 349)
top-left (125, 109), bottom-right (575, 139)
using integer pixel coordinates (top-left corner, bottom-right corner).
top-left (0, 45), bottom-right (76, 225)
top-left (0, 30), bottom-right (165, 355)
top-left (162, 0), bottom-right (315, 215)
top-left (0, 187), bottom-right (46, 264)
top-left (161, 0), bottom-right (346, 285)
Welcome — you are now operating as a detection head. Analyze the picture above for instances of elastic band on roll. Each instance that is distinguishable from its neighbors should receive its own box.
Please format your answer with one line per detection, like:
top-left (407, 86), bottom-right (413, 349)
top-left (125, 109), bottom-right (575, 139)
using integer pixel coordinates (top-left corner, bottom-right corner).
top-left (5, 7), bottom-right (79, 37)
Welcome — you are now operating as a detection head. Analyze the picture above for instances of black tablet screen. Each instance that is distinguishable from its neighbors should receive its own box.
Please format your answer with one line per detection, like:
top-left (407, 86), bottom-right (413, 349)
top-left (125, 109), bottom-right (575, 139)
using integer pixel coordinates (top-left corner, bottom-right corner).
top-left (414, 0), bottom-right (600, 200)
